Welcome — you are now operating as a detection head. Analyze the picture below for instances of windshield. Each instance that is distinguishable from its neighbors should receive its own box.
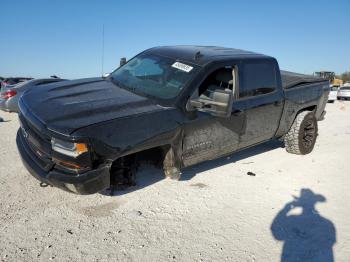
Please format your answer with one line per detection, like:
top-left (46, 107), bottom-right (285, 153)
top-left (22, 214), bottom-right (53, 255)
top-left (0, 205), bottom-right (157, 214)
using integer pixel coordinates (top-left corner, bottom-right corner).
top-left (330, 86), bottom-right (338, 91)
top-left (110, 53), bottom-right (199, 100)
top-left (340, 87), bottom-right (350, 90)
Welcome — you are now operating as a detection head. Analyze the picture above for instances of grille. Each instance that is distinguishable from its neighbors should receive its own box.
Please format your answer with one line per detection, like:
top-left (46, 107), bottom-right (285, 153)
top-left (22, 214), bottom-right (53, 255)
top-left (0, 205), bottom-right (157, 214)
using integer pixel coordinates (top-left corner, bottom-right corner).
top-left (19, 114), bottom-right (54, 171)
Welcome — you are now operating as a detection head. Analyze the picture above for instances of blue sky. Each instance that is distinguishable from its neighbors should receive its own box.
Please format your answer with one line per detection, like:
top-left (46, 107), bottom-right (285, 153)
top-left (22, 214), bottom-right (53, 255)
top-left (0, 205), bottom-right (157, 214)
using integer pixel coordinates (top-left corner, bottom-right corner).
top-left (1, 0), bottom-right (349, 79)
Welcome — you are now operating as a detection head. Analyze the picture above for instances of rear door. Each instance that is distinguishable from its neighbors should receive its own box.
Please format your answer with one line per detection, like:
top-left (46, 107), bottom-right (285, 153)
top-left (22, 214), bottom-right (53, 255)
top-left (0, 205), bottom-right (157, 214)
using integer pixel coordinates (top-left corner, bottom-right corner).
top-left (234, 59), bottom-right (284, 148)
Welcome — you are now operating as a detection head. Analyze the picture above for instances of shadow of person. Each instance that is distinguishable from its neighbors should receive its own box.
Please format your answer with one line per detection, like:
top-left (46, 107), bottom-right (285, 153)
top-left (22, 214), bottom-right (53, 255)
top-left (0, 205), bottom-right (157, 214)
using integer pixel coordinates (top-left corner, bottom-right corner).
top-left (271, 189), bottom-right (336, 262)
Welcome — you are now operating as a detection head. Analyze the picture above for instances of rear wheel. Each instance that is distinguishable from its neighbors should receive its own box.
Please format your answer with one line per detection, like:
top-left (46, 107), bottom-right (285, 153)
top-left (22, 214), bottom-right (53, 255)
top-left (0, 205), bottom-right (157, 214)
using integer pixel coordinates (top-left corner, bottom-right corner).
top-left (284, 111), bottom-right (318, 155)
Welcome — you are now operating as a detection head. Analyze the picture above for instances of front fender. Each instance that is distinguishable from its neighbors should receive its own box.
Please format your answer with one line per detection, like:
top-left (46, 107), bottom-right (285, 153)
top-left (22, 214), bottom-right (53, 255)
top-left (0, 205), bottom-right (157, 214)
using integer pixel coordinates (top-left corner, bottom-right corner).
top-left (73, 108), bottom-right (184, 161)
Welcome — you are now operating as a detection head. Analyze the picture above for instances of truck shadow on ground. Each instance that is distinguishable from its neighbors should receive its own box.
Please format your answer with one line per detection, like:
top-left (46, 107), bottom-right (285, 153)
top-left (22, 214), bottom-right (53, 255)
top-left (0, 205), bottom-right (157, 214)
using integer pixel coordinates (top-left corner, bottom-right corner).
top-left (102, 139), bottom-right (283, 196)
top-left (271, 189), bottom-right (336, 262)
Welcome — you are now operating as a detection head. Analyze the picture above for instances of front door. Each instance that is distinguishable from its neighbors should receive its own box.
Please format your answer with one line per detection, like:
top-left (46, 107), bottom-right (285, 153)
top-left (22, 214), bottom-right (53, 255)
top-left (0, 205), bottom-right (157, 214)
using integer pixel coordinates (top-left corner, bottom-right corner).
top-left (182, 65), bottom-right (244, 167)
top-left (182, 113), bottom-right (244, 167)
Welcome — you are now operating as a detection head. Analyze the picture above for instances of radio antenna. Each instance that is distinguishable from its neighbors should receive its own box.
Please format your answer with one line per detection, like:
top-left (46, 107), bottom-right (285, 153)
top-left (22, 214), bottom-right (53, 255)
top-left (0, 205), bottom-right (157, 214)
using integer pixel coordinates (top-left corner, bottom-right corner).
top-left (101, 24), bottom-right (105, 76)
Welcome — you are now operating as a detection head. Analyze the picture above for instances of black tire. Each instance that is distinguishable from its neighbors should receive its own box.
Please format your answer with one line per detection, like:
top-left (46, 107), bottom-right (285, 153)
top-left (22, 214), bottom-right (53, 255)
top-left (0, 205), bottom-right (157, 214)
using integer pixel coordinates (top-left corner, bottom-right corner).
top-left (284, 111), bottom-right (318, 155)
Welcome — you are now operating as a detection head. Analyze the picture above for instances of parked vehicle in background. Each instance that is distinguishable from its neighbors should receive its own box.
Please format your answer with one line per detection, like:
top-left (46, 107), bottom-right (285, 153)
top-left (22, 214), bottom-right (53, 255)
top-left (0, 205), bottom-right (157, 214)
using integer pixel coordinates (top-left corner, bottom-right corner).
top-left (1, 77), bottom-right (33, 89)
top-left (343, 82), bottom-right (350, 87)
top-left (337, 86), bottom-right (350, 100)
top-left (16, 46), bottom-right (329, 195)
top-left (328, 85), bottom-right (338, 103)
top-left (0, 78), bottom-right (67, 113)
top-left (314, 71), bottom-right (343, 87)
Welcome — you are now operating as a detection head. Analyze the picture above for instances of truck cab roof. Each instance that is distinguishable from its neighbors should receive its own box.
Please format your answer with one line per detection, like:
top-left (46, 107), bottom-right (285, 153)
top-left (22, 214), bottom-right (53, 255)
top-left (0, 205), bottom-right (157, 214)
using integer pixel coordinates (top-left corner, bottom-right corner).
top-left (145, 45), bottom-right (273, 66)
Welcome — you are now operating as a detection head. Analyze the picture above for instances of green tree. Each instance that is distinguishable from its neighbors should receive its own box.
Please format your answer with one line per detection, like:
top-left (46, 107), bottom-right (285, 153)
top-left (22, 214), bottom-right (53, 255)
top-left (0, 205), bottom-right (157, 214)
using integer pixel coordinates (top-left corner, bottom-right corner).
top-left (338, 71), bottom-right (350, 82)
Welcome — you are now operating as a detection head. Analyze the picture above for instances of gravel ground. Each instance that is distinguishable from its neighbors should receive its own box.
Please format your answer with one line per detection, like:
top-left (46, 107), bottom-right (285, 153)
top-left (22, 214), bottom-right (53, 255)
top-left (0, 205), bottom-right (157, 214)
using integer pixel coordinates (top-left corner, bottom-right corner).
top-left (0, 101), bottom-right (350, 262)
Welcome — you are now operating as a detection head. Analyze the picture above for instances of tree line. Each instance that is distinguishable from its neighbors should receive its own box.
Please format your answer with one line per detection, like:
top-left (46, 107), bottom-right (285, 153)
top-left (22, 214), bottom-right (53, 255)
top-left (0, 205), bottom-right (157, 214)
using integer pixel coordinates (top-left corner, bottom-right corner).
top-left (337, 71), bottom-right (350, 82)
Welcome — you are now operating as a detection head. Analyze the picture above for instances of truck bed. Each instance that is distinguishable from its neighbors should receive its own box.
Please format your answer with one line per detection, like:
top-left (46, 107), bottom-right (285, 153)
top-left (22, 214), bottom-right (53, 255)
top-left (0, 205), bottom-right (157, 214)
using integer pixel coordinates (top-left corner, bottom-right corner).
top-left (275, 72), bottom-right (330, 138)
top-left (280, 71), bottom-right (326, 89)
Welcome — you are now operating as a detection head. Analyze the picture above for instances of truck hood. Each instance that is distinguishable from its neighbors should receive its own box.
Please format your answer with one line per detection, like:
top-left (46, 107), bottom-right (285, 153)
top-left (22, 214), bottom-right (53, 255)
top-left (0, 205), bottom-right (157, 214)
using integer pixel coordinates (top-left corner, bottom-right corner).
top-left (20, 77), bottom-right (165, 135)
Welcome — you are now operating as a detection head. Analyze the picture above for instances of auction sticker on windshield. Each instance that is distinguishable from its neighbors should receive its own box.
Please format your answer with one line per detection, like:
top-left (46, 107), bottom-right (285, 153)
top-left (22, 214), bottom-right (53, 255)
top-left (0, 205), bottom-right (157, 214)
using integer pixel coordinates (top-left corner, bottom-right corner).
top-left (172, 62), bottom-right (193, 73)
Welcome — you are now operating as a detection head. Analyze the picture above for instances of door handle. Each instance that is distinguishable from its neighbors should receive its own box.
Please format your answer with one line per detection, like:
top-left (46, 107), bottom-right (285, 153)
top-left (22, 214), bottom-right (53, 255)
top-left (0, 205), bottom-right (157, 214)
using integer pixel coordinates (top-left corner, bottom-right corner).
top-left (232, 109), bottom-right (244, 116)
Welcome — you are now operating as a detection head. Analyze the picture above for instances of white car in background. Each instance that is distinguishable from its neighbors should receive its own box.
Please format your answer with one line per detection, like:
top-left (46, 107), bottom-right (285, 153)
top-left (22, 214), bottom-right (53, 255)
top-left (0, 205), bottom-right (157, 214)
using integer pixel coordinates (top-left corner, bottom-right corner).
top-left (328, 85), bottom-right (338, 103)
top-left (337, 85), bottom-right (350, 100)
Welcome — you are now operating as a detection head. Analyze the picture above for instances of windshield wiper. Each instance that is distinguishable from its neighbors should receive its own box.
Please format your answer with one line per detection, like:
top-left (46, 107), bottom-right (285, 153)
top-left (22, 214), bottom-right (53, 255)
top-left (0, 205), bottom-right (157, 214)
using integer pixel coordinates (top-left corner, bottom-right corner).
top-left (111, 77), bottom-right (140, 94)
top-left (110, 77), bottom-right (157, 100)
top-left (110, 77), bottom-right (128, 89)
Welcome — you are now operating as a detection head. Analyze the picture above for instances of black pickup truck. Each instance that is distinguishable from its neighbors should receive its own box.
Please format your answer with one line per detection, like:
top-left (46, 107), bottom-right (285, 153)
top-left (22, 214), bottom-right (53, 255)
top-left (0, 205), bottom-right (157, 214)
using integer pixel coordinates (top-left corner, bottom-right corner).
top-left (16, 46), bottom-right (329, 194)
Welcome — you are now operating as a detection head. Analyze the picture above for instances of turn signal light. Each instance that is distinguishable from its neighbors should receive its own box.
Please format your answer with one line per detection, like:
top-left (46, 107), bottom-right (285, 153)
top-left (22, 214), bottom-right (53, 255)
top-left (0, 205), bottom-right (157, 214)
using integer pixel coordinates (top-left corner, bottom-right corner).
top-left (52, 157), bottom-right (89, 172)
top-left (76, 143), bottom-right (88, 154)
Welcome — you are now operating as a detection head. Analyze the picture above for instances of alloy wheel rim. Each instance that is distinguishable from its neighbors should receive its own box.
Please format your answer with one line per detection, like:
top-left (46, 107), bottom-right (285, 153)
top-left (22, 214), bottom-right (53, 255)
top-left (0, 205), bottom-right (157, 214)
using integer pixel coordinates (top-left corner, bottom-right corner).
top-left (302, 120), bottom-right (316, 148)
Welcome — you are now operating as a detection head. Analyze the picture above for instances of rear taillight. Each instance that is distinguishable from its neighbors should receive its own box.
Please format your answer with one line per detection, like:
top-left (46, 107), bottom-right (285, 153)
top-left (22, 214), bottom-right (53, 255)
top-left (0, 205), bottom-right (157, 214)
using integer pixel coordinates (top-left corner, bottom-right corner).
top-left (1, 90), bottom-right (17, 99)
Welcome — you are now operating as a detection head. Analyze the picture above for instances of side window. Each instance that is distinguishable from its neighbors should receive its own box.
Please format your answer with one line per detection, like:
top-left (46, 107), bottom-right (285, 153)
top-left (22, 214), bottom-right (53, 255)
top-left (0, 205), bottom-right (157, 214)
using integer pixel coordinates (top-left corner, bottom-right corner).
top-left (197, 66), bottom-right (236, 97)
top-left (239, 61), bottom-right (277, 98)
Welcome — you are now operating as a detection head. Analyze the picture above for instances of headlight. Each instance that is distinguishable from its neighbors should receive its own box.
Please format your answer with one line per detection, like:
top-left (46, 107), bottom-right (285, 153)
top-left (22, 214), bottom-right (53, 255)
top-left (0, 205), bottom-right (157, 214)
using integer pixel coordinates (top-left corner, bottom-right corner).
top-left (51, 138), bottom-right (88, 158)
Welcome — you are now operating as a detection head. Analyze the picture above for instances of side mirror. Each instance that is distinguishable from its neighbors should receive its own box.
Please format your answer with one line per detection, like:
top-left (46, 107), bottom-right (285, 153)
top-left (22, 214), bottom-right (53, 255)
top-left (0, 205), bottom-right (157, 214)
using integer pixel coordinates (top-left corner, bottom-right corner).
top-left (120, 57), bottom-right (127, 67)
top-left (187, 89), bottom-right (233, 118)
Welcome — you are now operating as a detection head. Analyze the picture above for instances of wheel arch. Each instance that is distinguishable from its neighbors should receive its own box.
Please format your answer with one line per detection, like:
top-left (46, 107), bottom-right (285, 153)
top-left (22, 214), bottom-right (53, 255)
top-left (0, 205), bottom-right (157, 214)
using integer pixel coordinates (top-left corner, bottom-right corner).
top-left (295, 105), bottom-right (317, 116)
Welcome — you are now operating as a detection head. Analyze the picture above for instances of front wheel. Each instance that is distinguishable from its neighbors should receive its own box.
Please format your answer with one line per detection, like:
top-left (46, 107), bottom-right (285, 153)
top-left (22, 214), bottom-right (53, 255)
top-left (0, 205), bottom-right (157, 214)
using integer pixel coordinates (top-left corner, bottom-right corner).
top-left (284, 111), bottom-right (318, 155)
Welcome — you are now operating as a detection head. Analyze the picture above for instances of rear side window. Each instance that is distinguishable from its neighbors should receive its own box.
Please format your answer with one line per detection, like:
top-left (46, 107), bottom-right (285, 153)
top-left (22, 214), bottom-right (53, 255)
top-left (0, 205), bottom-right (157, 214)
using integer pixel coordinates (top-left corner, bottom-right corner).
top-left (239, 61), bottom-right (277, 98)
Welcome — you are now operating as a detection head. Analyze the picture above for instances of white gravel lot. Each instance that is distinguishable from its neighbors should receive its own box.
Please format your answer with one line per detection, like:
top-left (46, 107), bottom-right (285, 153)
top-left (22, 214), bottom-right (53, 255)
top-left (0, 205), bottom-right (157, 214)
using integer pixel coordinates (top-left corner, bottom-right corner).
top-left (0, 101), bottom-right (350, 262)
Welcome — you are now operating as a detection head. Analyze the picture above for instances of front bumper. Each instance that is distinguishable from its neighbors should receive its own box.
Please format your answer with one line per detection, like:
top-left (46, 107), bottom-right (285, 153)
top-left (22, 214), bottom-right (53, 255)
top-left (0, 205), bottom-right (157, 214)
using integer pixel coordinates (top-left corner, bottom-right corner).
top-left (16, 130), bottom-right (110, 194)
